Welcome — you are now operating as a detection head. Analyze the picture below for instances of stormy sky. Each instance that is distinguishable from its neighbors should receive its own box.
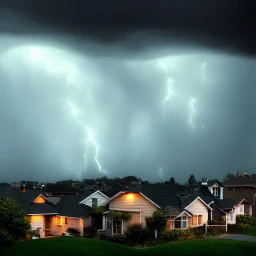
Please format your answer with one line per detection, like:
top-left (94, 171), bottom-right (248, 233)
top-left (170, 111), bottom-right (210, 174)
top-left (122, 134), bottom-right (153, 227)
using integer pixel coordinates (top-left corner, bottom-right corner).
top-left (0, 1), bottom-right (255, 183)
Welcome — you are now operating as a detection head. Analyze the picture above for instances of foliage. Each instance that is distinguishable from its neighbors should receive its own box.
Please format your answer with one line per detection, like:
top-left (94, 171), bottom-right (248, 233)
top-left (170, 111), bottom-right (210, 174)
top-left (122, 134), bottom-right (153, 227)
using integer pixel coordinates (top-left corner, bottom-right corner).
top-left (0, 228), bottom-right (14, 247)
top-left (187, 174), bottom-right (196, 185)
top-left (27, 230), bottom-right (40, 238)
top-left (83, 226), bottom-right (98, 238)
top-left (189, 226), bottom-right (205, 238)
top-left (224, 173), bottom-right (235, 181)
top-left (91, 206), bottom-right (105, 215)
top-left (104, 234), bottom-right (126, 245)
top-left (125, 224), bottom-right (154, 245)
top-left (236, 215), bottom-right (256, 226)
top-left (146, 210), bottom-right (167, 233)
top-left (67, 228), bottom-right (80, 236)
top-left (208, 218), bottom-right (225, 225)
top-left (109, 211), bottom-right (131, 221)
top-left (169, 177), bottom-right (176, 184)
top-left (207, 226), bottom-right (226, 235)
top-left (227, 223), bottom-right (250, 233)
top-left (0, 197), bottom-right (30, 244)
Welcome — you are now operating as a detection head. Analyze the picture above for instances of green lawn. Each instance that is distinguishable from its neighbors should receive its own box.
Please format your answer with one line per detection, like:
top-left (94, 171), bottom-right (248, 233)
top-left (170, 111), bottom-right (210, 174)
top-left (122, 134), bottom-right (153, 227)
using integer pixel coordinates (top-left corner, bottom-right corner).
top-left (0, 237), bottom-right (256, 256)
top-left (243, 227), bottom-right (256, 236)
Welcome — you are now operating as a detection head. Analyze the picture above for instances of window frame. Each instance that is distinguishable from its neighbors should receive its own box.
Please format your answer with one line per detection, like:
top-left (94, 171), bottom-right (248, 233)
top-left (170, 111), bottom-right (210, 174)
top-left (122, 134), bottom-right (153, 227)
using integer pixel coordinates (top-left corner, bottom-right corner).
top-left (92, 198), bottom-right (98, 208)
top-left (56, 216), bottom-right (62, 226)
top-left (173, 216), bottom-right (188, 229)
top-left (212, 186), bottom-right (218, 196)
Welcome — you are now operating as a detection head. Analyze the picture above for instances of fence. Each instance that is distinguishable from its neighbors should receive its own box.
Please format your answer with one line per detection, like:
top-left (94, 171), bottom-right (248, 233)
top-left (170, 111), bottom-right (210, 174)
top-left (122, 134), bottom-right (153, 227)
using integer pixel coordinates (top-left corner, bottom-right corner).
top-left (205, 219), bottom-right (227, 234)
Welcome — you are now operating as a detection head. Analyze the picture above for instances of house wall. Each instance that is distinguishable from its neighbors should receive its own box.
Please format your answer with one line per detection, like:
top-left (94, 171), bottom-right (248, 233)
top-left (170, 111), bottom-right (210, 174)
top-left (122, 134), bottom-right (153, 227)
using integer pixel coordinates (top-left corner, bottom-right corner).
top-left (83, 216), bottom-right (91, 228)
top-left (28, 215), bottom-right (44, 238)
top-left (51, 216), bottom-right (83, 236)
top-left (224, 186), bottom-right (256, 205)
top-left (109, 193), bottom-right (158, 226)
top-left (80, 191), bottom-right (108, 207)
top-left (212, 205), bottom-right (226, 221)
top-left (185, 199), bottom-right (209, 224)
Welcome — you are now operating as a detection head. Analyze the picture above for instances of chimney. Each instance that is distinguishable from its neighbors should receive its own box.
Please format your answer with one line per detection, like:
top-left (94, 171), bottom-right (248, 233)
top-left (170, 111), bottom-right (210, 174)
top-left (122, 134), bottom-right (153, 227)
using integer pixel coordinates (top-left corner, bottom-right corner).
top-left (201, 178), bottom-right (208, 186)
top-left (21, 184), bottom-right (26, 192)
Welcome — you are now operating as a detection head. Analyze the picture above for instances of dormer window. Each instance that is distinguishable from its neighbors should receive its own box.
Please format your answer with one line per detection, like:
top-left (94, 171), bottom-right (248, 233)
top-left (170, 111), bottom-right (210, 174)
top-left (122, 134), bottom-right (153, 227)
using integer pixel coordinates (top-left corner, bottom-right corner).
top-left (213, 187), bottom-right (218, 196)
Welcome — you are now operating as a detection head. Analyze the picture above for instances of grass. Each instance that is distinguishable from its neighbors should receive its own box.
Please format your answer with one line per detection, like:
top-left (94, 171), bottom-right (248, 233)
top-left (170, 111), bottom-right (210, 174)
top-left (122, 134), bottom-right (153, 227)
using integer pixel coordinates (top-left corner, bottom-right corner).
top-left (242, 227), bottom-right (256, 236)
top-left (0, 237), bottom-right (256, 256)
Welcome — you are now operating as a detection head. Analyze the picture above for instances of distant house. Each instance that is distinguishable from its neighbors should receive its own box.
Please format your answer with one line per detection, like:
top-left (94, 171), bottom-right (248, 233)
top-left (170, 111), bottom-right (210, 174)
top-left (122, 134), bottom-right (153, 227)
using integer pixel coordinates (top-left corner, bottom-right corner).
top-left (223, 173), bottom-right (256, 206)
top-left (44, 185), bottom-right (81, 196)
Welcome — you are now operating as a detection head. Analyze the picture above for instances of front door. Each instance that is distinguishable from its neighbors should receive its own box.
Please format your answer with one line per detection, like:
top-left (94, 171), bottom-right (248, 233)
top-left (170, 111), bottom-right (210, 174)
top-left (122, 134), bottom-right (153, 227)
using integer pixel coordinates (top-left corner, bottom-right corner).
top-left (44, 216), bottom-right (51, 236)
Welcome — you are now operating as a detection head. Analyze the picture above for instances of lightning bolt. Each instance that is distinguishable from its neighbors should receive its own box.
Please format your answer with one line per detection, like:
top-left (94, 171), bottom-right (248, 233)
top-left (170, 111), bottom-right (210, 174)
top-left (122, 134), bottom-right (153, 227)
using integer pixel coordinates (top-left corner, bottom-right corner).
top-left (189, 98), bottom-right (197, 129)
top-left (24, 46), bottom-right (107, 175)
top-left (162, 79), bottom-right (176, 104)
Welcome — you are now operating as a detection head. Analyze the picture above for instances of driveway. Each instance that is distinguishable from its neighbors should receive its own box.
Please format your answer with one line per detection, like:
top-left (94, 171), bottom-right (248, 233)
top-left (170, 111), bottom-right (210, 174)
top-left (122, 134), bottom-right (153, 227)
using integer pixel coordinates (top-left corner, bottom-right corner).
top-left (216, 234), bottom-right (256, 243)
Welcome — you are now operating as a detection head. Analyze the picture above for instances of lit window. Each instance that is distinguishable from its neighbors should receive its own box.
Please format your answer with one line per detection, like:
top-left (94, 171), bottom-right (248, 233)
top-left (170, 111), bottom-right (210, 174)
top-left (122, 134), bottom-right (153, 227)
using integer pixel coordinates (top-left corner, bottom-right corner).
top-left (92, 198), bottom-right (97, 208)
top-left (212, 187), bottom-right (218, 196)
top-left (198, 215), bottom-right (202, 225)
top-left (192, 215), bottom-right (203, 225)
top-left (192, 215), bottom-right (197, 225)
top-left (56, 217), bottom-right (62, 226)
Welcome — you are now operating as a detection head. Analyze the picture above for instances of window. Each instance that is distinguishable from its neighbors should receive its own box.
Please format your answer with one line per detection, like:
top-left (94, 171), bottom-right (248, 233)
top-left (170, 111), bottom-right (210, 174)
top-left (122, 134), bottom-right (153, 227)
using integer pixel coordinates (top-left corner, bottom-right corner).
top-left (192, 215), bottom-right (203, 225)
top-left (240, 205), bottom-right (243, 213)
top-left (65, 218), bottom-right (68, 224)
top-left (212, 187), bottom-right (218, 196)
top-left (198, 215), bottom-right (202, 225)
top-left (107, 217), bottom-right (112, 229)
top-left (92, 198), bottom-right (97, 208)
top-left (174, 216), bottom-right (188, 229)
top-left (230, 213), bottom-right (233, 222)
top-left (113, 220), bottom-right (122, 234)
top-left (56, 217), bottom-right (62, 226)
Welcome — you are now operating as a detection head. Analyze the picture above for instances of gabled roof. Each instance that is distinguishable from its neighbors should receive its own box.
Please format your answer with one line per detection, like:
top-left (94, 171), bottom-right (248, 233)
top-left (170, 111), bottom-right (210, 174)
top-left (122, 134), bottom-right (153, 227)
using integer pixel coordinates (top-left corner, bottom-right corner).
top-left (215, 198), bottom-right (236, 210)
top-left (103, 191), bottom-right (161, 209)
top-left (207, 179), bottom-right (224, 187)
top-left (223, 176), bottom-right (256, 186)
top-left (184, 196), bottom-right (213, 210)
top-left (56, 195), bottom-right (92, 218)
top-left (26, 203), bottom-right (58, 215)
top-left (79, 190), bottom-right (109, 204)
top-left (163, 205), bottom-right (192, 217)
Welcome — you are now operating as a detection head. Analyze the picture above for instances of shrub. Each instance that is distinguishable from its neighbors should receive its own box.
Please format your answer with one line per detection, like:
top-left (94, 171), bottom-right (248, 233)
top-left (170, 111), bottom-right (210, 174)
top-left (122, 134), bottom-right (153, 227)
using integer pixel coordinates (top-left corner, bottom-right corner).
top-left (227, 223), bottom-right (249, 233)
top-left (91, 206), bottom-right (105, 216)
top-left (104, 234), bottom-right (126, 245)
top-left (236, 215), bottom-right (256, 226)
top-left (109, 211), bottom-right (131, 221)
top-left (83, 226), bottom-right (97, 238)
top-left (207, 226), bottom-right (226, 235)
top-left (146, 210), bottom-right (167, 233)
top-left (27, 230), bottom-right (40, 238)
top-left (189, 226), bottom-right (205, 238)
top-left (0, 228), bottom-right (14, 247)
top-left (67, 228), bottom-right (80, 236)
top-left (125, 224), bottom-right (153, 245)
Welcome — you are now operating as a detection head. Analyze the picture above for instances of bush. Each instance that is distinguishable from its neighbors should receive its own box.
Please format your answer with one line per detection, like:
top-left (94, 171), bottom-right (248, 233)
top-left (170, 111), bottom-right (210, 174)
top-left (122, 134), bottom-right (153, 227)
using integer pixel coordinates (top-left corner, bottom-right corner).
top-left (227, 223), bottom-right (250, 233)
top-left (207, 226), bottom-right (226, 235)
top-left (0, 228), bottom-right (14, 247)
top-left (146, 210), bottom-right (167, 233)
top-left (67, 228), bottom-right (80, 236)
top-left (125, 224), bottom-right (153, 245)
top-left (236, 215), bottom-right (256, 226)
top-left (104, 234), bottom-right (126, 245)
top-left (27, 230), bottom-right (40, 238)
top-left (83, 226), bottom-right (97, 238)
top-left (189, 226), bottom-right (205, 238)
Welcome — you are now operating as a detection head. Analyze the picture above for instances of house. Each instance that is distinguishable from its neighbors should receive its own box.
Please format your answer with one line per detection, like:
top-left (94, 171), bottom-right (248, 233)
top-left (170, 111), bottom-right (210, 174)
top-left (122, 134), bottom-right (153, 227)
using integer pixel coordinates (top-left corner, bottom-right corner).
top-left (215, 198), bottom-right (252, 224)
top-left (223, 173), bottom-right (256, 206)
top-left (100, 178), bottom-right (253, 236)
top-left (101, 184), bottom-right (213, 236)
top-left (0, 186), bottom-right (109, 238)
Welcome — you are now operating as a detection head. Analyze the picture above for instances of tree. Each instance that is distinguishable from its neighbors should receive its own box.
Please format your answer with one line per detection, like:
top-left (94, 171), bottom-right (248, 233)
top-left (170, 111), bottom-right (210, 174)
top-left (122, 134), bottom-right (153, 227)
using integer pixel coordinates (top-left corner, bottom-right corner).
top-left (224, 173), bottom-right (235, 181)
top-left (187, 174), bottom-right (196, 185)
top-left (169, 177), bottom-right (176, 184)
top-left (0, 198), bottom-right (30, 245)
top-left (145, 210), bottom-right (167, 233)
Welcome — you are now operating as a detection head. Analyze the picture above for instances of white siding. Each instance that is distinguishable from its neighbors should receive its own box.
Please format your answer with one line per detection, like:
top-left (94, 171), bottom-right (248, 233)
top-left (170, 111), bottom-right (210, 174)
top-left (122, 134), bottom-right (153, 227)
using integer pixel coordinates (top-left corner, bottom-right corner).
top-left (80, 191), bottom-right (108, 207)
top-left (185, 199), bottom-right (209, 224)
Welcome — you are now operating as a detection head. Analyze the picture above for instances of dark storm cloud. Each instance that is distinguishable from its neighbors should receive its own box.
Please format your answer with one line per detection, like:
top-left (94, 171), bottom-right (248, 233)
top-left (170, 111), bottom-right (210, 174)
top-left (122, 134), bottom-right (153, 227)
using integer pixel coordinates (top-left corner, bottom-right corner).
top-left (1, 0), bottom-right (256, 55)
top-left (0, 1), bottom-right (256, 183)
